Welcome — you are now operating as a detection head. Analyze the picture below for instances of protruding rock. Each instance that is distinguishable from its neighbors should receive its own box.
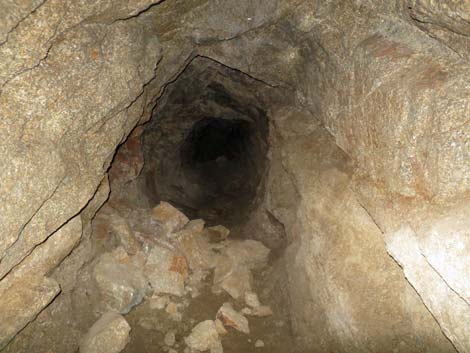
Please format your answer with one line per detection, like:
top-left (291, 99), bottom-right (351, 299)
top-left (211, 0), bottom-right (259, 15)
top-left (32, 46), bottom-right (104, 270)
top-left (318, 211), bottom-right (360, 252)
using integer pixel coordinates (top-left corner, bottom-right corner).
top-left (79, 312), bottom-right (130, 353)
top-left (185, 320), bottom-right (221, 352)
top-left (216, 302), bottom-right (250, 334)
top-left (152, 201), bottom-right (189, 233)
top-left (145, 244), bottom-right (188, 296)
top-left (93, 248), bottom-right (147, 314)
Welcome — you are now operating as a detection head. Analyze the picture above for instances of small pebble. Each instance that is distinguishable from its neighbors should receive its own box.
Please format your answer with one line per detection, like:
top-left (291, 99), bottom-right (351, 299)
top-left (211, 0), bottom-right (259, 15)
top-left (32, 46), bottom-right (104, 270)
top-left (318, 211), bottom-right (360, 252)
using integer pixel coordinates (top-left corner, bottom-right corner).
top-left (255, 339), bottom-right (265, 348)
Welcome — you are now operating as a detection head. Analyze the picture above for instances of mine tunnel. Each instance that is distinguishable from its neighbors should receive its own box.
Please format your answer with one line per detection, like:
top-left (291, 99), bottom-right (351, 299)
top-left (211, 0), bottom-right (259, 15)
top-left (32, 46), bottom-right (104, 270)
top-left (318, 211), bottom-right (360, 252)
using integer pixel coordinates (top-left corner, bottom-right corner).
top-left (1, 1), bottom-right (469, 353)
top-left (138, 58), bottom-right (269, 227)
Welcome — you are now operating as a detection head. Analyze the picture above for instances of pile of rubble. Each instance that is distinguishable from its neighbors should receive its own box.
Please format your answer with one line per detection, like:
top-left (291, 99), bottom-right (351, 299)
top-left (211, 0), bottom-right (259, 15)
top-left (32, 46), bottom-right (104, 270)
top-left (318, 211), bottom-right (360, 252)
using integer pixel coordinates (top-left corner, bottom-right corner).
top-left (80, 201), bottom-right (273, 353)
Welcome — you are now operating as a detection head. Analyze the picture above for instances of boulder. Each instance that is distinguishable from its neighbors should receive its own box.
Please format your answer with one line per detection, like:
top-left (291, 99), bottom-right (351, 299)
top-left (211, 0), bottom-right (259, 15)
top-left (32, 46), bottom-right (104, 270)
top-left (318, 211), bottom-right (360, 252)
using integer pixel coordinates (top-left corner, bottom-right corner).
top-left (145, 244), bottom-right (188, 296)
top-left (185, 320), bottom-right (222, 352)
top-left (79, 312), bottom-right (130, 353)
top-left (93, 248), bottom-right (147, 314)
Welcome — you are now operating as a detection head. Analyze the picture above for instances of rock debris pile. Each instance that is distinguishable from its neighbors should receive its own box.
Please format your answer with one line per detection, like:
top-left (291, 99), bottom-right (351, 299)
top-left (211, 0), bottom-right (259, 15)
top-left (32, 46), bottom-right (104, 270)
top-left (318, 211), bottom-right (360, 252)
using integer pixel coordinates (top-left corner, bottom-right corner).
top-left (81, 201), bottom-right (275, 353)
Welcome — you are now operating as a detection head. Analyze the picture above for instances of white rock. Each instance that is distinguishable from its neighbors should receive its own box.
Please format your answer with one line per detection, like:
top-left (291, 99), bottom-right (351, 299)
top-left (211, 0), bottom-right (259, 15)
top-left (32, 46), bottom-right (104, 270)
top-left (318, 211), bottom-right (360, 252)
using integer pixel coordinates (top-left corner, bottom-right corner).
top-left (93, 248), bottom-right (147, 314)
top-left (79, 312), bottom-right (130, 353)
top-left (211, 340), bottom-right (224, 353)
top-left (145, 244), bottom-right (188, 296)
top-left (255, 339), bottom-right (265, 348)
top-left (185, 320), bottom-right (221, 352)
top-left (216, 303), bottom-right (250, 334)
top-left (244, 291), bottom-right (261, 308)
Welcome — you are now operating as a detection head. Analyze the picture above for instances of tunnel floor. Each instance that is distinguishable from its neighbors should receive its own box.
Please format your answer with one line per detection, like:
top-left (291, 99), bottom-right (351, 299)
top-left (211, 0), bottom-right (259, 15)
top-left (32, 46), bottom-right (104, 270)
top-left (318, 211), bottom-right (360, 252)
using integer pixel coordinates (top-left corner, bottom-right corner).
top-left (66, 197), bottom-right (300, 353)
top-left (85, 58), bottom-right (299, 353)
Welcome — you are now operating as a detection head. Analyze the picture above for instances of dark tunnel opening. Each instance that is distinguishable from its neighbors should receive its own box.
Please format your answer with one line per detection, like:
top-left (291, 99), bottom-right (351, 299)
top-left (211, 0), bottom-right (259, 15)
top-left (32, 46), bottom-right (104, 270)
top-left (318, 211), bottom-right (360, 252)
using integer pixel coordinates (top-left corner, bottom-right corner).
top-left (137, 57), bottom-right (271, 227)
top-left (182, 118), bottom-right (250, 165)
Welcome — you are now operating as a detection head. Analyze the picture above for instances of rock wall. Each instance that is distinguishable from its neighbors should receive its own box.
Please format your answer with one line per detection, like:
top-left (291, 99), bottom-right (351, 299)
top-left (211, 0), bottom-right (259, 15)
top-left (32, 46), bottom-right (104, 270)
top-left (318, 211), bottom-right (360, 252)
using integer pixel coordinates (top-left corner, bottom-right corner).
top-left (0, 0), bottom-right (468, 352)
top-left (201, 1), bottom-right (469, 351)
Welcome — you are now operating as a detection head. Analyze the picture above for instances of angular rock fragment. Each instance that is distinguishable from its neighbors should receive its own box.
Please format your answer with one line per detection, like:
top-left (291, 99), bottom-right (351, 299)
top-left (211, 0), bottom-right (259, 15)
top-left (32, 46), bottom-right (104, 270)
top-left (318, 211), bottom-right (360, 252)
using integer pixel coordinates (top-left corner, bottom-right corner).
top-left (152, 201), bottom-right (189, 233)
top-left (213, 258), bottom-right (253, 300)
top-left (79, 311), bottom-right (131, 353)
top-left (185, 320), bottom-right (221, 352)
top-left (0, 276), bottom-right (60, 350)
top-left (216, 303), bottom-right (250, 334)
top-left (174, 221), bottom-right (216, 271)
top-left (93, 247), bottom-right (147, 314)
top-left (145, 244), bottom-right (188, 296)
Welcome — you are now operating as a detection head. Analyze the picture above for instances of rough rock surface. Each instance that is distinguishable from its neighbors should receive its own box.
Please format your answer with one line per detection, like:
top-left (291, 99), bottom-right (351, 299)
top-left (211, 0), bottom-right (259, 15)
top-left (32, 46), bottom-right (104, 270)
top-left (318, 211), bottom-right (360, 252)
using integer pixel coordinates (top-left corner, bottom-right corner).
top-left (145, 244), bottom-right (188, 297)
top-left (0, 276), bottom-right (59, 350)
top-left (1, 0), bottom-right (469, 352)
top-left (152, 201), bottom-right (189, 234)
top-left (93, 248), bottom-right (147, 314)
top-left (185, 320), bottom-right (221, 352)
top-left (79, 312), bottom-right (131, 353)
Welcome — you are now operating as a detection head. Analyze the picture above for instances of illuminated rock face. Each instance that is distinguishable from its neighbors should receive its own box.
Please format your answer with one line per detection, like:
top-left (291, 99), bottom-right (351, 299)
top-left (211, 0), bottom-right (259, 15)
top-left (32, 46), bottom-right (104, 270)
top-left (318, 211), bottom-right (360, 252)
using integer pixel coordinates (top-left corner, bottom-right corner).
top-left (0, 1), bottom-right (468, 352)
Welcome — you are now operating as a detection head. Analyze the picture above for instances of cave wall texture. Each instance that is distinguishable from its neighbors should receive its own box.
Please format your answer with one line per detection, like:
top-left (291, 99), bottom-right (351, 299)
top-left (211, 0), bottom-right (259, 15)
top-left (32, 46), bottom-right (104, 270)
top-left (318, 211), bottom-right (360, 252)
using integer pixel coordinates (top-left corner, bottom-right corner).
top-left (0, 0), bottom-right (469, 352)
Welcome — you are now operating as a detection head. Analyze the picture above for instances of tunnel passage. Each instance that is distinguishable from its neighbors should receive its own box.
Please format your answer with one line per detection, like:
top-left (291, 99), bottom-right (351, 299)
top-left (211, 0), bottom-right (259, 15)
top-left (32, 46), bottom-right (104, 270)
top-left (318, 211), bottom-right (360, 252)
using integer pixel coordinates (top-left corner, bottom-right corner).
top-left (137, 57), bottom-right (271, 226)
